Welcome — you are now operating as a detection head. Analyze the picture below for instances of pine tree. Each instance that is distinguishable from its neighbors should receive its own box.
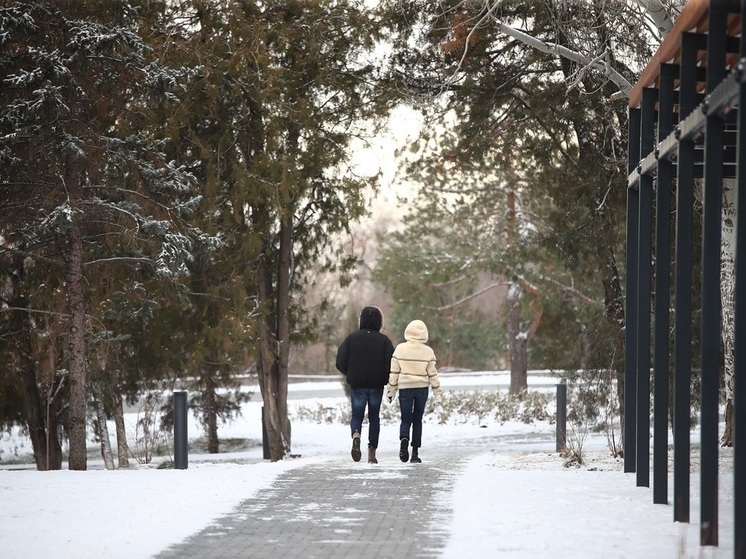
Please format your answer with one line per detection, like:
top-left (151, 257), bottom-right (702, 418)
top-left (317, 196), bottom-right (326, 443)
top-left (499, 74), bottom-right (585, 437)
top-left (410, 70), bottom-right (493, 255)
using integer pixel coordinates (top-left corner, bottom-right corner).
top-left (0, 1), bottom-right (204, 469)
top-left (148, 0), bottom-right (394, 460)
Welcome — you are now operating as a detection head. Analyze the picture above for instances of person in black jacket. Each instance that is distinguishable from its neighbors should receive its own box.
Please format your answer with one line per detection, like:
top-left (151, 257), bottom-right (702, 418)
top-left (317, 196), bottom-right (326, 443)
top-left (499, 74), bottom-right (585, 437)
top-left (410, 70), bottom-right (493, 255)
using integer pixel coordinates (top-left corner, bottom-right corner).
top-left (335, 306), bottom-right (394, 463)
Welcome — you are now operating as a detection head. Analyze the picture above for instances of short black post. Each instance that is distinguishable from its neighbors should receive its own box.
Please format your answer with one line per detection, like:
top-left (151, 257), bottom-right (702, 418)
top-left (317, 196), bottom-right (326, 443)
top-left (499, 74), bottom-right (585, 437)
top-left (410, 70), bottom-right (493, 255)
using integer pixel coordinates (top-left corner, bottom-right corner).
top-left (556, 382), bottom-right (567, 453)
top-left (173, 390), bottom-right (188, 470)
top-left (261, 406), bottom-right (270, 460)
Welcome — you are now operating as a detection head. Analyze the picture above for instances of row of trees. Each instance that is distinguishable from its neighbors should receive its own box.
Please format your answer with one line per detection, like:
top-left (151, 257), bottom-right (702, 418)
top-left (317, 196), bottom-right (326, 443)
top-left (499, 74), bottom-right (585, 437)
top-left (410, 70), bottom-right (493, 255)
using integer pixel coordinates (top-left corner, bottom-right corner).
top-left (0, 0), bottom-right (396, 468)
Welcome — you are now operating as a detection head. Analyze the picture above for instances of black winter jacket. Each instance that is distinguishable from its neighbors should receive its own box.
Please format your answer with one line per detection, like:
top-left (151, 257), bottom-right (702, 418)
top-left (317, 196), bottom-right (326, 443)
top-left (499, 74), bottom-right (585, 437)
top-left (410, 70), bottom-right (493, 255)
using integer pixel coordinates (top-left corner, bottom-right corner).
top-left (335, 328), bottom-right (394, 389)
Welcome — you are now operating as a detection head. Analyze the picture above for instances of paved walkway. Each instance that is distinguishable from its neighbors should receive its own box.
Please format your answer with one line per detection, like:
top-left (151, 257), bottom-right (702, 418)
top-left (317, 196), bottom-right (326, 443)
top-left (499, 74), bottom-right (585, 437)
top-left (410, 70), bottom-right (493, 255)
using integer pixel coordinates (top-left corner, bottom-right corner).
top-left (155, 446), bottom-right (471, 559)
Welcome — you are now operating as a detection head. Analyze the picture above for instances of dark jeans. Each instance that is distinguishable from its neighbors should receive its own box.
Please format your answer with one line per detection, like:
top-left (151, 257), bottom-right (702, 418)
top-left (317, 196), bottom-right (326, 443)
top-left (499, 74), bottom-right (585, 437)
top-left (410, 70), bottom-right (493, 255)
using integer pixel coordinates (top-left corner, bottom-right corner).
top-left (350, 387), bottom-right (383, 449)
top-left (398, 387), bottom-right (429, 448)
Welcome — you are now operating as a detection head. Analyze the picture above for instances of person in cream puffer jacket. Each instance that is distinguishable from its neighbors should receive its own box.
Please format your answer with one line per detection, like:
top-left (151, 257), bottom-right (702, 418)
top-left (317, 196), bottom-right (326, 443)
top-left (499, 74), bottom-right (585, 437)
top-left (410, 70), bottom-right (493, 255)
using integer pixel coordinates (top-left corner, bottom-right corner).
top-left (386, 319), bottom-right (443, 463)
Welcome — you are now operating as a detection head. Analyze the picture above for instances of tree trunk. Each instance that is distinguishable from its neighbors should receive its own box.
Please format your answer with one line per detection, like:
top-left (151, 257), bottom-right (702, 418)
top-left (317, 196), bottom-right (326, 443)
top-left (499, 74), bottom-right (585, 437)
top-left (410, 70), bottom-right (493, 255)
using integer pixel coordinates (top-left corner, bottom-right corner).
top-left (10, 263), bottom-right (54, 470)
top-left (66, 221), bottom-right (88, 471)
top-left (112, 391), bottom-right (130, 468)
top-left (276, 214), bottom-right (292, 451)
top-left (94, 394), bottom-right (115, 470)
top-left (507, 282), bottom-right (528, 394)
top-left (255, 243), bottom-right (291, 461)
top-left (204, 373), bottom-right (219, 454)
top-left (20, 365), bottom-right (49, 470)
top-left (44, 382), bottom-right (64, 471)
top-left (720, 178), bottom-right (736, 446)
top-left (256, 328), bottom-right (289, 460)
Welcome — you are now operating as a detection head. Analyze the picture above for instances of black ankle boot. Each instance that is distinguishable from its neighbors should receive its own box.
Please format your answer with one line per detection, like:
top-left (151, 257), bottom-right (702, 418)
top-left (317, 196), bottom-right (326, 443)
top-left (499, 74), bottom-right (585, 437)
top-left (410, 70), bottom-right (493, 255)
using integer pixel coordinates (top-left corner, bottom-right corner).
top-left (351, 432), bottom-right (361, 462)
top-left (410, 447), bottom-right (421, 463)
top-left (399, 438), bottom-right (409, 462)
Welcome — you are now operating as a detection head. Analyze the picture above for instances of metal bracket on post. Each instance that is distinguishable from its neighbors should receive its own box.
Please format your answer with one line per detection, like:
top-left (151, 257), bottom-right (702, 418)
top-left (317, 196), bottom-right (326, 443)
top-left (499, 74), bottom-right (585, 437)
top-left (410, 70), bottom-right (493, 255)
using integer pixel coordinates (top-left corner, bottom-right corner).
top-left (556, 382), bottom-right (567, 453)
top-left (173, 390), bottom-right (188, 470)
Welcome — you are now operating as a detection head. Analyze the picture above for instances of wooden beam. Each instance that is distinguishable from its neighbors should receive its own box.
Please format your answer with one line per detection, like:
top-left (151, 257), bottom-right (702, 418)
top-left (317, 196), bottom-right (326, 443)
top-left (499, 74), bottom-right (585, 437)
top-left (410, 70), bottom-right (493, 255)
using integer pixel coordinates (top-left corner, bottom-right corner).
top-left (629, 0), bottom-right (742, 109)
top-left (629, 0), bottom-right (710, 108)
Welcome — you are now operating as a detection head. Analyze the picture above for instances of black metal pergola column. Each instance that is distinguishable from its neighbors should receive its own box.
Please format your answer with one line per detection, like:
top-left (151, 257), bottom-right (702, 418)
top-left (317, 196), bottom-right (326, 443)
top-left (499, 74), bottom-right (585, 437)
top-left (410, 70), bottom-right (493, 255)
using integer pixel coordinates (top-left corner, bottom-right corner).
top-left (673, 31), bottom-right (699, 525)
top-left (699, 4), bottom-right (727, 546)
top-left (735, 4), bottom-right (746, 553)
top-left (625, 108), bottom-right (641, 475)
top-left (636, 87), bottom-right (657, 488)
top-left (628, 2), bottom-right (745, 552)
top-left (653, 63), bottom-right (677, 505)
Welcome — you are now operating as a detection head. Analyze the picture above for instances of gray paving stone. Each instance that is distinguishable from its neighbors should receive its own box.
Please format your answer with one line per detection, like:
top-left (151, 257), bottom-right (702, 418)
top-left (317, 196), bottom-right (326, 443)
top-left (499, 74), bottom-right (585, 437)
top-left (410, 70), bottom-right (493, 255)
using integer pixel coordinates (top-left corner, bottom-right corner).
top-left (156, 448), bottom-right (468, 559)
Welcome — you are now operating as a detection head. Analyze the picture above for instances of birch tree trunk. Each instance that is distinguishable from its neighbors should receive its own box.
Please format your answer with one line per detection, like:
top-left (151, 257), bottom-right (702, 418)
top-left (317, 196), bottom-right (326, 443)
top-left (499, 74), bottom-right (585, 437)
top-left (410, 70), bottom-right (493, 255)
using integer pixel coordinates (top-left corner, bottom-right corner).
top-left (113, 391), bottom-right (130, 468)
top-left (720, 178), bottom-right (736, 446)
top-left (94, 394), bottom-right (115, 470)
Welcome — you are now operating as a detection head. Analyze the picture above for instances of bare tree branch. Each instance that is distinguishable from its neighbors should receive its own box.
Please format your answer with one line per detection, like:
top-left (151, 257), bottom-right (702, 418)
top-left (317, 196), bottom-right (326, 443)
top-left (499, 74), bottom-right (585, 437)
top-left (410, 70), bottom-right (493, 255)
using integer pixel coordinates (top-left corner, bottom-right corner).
top-left (490, 19), bottom-right (632, 97)
top-left (541, 275), bottom-right (603, 307)
top-left (443, 0), bottom-right (683, 101)
top-left (0, 307), bottom-right (72, 318)
top-left (633, 0), bottom-right (676, 38)
top-left (423, 281), bottom-right (508, 311)
top-left (83, 257), bottom-right (152, 267)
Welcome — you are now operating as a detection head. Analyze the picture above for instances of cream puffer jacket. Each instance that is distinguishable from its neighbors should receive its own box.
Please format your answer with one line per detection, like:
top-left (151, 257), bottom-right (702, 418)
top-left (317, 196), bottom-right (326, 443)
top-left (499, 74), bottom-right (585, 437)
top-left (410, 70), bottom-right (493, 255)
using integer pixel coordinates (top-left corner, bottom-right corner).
top-left (386, 320), bottom-right (443, 398)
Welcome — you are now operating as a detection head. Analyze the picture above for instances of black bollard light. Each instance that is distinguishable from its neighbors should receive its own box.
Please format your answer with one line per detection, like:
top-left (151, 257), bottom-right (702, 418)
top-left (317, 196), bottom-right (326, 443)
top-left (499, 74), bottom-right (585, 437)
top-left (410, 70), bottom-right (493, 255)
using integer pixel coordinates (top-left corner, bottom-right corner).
top-left (173, 390), bottom-right (188, 469)
top-left (556, 382), bottom-right (567, 453)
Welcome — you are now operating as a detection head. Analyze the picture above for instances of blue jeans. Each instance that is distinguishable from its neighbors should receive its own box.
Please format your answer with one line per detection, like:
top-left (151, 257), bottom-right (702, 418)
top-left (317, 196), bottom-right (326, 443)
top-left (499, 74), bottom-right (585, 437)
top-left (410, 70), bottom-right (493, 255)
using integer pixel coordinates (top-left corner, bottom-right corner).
top-left (350, 387), bottom-right (383, 449)
top-left (398, 387), bottom-right (429, 448)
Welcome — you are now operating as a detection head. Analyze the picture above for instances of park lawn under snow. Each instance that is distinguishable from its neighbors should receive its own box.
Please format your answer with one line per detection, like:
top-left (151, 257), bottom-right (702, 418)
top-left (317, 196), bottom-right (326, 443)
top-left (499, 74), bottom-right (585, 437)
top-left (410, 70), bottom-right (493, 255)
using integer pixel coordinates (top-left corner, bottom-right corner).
top-left (0, 375), bottom-right (735, 558)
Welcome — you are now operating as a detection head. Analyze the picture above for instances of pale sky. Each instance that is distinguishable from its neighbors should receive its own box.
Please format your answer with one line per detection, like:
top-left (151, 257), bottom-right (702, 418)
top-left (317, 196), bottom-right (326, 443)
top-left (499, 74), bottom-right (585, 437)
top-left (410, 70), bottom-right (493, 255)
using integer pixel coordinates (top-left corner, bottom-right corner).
top-left (350, 105), bottom-right (422, 212)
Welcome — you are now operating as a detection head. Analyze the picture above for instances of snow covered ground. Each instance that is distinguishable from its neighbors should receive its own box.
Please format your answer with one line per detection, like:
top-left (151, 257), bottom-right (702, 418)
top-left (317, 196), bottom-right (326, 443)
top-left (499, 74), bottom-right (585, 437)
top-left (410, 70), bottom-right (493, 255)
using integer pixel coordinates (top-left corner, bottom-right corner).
top-left (0, 375), bottom-right (735, 558)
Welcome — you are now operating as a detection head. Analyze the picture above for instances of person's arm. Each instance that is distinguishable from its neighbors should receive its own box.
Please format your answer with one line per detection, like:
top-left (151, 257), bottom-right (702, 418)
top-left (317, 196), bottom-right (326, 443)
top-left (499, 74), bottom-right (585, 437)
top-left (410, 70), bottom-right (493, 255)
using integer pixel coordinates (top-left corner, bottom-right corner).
top-left (427, 351), bottom-right (443, 397)
top-left (335, 336), bottom-right (350, 375)
top-left (381, 337), bottom-right (395, 385)
top-left (386, 352), bottom-right (400, 401)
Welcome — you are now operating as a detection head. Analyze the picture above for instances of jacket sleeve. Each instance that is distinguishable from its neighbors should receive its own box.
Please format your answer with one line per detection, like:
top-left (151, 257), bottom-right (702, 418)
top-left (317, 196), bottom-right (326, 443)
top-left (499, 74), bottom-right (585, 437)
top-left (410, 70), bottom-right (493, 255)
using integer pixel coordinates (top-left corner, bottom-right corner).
top-left (386, 349), bottom-right (400, 396)
top-left (381, 337), bottom-right (395, 385)
top-left (427, 351), bottom-right (442, 396)
top-left (335, 337), bottom-right (350, 375)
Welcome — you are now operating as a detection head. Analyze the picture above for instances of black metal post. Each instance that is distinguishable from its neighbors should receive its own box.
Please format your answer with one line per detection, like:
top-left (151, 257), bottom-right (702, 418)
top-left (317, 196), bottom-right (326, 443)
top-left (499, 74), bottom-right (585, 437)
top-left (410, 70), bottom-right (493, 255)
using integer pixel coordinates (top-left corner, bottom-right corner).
top-left (653, 63), bottom-right (676, 505)
top-left (735, 4), bottom-right (746, 554)
top-left (672, 32), bottom-right (698, 525)
top-left (734, 5), bottom-right (746, 551)
top-left (636, 87), bottom-right (656, 488)
top-left (699, 7), bottom-right (727, 546)
top-left (625, 107), bottom-right (641, 474)
top-left (262, 406), bottom-right (270, 460)
top-left (556, 382), bottom-right (567, 453)
top-left (173, 390), bottom-right (188, 470)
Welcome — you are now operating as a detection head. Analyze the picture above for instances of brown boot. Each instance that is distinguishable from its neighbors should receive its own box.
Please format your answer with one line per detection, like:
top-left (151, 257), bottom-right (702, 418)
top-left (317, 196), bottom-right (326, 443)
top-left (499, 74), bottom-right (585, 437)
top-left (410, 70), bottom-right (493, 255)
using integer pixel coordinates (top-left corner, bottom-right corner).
top-left (367, 447), bottom-right (378, 464)
top-left (351, 432), bottom-right (361, 462)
